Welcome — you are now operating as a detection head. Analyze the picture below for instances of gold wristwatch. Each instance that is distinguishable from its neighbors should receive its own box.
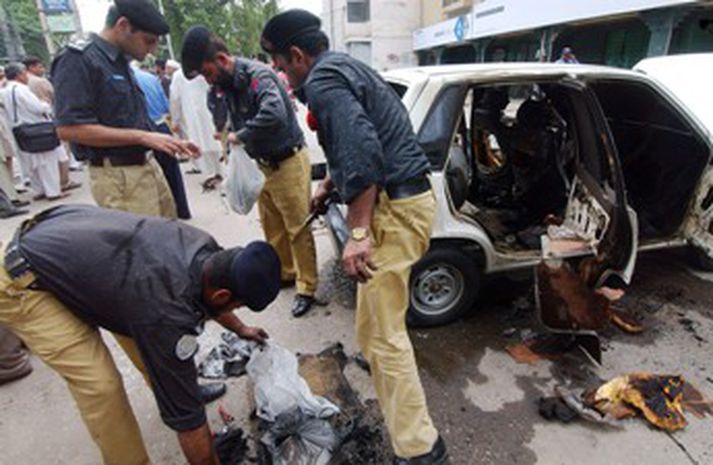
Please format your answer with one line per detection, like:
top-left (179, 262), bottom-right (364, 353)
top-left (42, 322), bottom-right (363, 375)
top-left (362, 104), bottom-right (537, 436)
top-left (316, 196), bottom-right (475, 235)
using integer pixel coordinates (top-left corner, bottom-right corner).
top-left (350, 227), bottom-right (369, 242)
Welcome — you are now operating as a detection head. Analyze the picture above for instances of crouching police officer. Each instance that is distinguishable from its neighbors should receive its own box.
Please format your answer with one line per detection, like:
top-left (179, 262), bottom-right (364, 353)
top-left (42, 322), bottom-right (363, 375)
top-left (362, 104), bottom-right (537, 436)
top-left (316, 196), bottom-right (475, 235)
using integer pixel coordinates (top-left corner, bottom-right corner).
top-left (261, 10), bottom-right (449, 465)
top-left (181, 27), bottom-right (319, 317)
top-left (0, 205), bottom-right (280, 465)
top-left (51, 0), bottom-right (200, 219)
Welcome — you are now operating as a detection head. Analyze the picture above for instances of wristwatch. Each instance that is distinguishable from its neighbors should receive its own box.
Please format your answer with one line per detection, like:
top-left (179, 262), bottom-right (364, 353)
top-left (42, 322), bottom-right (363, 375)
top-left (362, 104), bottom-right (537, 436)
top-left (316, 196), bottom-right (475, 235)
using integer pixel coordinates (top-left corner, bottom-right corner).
top-left (350, 227), bottom-right (369, 242)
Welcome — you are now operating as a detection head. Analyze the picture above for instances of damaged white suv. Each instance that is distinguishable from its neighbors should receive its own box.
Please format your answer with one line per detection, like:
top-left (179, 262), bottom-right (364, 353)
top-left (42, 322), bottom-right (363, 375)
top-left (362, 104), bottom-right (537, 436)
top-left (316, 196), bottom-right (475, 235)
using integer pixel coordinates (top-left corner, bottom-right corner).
top-left (323, 54), bottom-right (713, 327)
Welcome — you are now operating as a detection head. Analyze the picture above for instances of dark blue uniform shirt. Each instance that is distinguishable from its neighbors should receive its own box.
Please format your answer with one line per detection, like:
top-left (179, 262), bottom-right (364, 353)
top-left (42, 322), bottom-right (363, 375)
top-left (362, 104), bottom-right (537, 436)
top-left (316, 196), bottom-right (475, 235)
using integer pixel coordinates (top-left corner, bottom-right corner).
top-left (18, 205), bottom-right (219, 431)
top-left (302, 52), bottom-right (431, 203)
top-left (224, 59), bottom-right (304, 162)
top-left (50, 34), bottom-right (154, 160)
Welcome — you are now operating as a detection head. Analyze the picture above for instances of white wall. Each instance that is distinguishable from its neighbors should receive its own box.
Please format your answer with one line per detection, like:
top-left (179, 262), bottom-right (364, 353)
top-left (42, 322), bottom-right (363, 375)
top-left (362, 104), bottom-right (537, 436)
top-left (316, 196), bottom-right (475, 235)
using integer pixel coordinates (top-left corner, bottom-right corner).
top-left (323, 0), bottom-right (421, 69)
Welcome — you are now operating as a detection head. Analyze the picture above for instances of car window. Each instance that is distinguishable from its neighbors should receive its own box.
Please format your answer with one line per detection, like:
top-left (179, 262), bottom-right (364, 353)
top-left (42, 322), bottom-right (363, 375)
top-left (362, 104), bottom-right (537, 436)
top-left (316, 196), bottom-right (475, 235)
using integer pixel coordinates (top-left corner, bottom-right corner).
top-left (417, 84), bottom-right (467, 171)
top-left (388, 82), bottom-right (408, 99)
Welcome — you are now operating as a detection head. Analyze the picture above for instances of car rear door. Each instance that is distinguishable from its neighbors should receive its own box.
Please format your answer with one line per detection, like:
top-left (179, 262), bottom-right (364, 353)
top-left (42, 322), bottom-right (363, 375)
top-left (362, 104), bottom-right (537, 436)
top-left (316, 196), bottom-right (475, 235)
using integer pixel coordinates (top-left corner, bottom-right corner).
top-left (536, 79), bottom-right (638, 350)
top-left (635, 56), bottom-right (713, 261)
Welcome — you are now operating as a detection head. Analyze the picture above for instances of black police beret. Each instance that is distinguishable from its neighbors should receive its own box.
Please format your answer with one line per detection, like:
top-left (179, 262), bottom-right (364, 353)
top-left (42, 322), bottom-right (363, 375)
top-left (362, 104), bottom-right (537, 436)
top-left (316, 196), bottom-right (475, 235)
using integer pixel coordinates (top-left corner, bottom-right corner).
top-left (230, 241), bottom-right (281, 312)
top-left (115, 0), bottom-right (169, 35)
top-left (261, 9), bottom-right (322, 53)
top-left (180, 25), bottom-right (211, 79)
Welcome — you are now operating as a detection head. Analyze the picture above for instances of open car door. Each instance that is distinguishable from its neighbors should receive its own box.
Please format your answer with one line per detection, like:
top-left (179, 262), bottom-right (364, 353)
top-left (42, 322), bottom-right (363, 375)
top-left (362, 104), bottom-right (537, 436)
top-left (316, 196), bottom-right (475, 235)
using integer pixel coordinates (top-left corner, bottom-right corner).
top-left (635, 55), bottom-right (713, 265)
top-left (535, 80), bottom-right (638, 362)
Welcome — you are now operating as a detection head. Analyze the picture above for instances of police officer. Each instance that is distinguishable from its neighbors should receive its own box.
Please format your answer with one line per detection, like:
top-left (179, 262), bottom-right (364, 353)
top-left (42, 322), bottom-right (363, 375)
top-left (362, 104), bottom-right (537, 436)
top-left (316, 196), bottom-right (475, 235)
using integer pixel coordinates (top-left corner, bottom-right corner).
top-left (51, 0), bottom-right (200, 219)
top-left (181, 27), bottom-right (319, 318)
top-left (0, 204), bottom-right (280, 465)
top-left (261, 10), bottom-right (449, 465)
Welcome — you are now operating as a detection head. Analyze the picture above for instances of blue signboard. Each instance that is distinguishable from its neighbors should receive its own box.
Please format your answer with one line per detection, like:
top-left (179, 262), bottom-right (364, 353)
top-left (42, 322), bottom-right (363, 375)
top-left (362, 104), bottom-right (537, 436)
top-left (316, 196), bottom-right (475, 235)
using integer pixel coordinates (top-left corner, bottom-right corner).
top-left (454, 15), bottom-right (470, 42)
top-left (42, 0), bottom-right (72, 13)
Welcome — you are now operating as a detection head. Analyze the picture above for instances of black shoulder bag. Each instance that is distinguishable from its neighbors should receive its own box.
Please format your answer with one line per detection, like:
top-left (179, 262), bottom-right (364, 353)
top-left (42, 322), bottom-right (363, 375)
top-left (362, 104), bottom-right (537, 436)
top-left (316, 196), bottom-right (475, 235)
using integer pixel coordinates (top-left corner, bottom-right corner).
top-left (10, 85), bottom-right (61, 153)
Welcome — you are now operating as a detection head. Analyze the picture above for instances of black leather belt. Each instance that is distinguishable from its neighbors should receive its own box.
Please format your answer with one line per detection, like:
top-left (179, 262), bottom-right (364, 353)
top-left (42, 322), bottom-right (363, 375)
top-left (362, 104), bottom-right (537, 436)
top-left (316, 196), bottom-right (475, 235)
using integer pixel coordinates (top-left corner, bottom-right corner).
top-left (259, 144), bottom-right (303, 169)
top-left (386, 175), bottom-right (431, 200)
top-left (3, 207), bottom-right (59, 288)
top-left (4, 228), bottom-right (38, 289)
top-left (89, 152), bottom-right (148, 167)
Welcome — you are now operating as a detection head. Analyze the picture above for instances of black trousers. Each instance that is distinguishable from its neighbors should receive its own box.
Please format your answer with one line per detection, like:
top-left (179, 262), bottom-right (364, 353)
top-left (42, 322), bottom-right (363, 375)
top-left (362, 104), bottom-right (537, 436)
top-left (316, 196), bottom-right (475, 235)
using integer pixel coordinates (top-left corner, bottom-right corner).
top-left (155, 123), bottom-right (192, 219)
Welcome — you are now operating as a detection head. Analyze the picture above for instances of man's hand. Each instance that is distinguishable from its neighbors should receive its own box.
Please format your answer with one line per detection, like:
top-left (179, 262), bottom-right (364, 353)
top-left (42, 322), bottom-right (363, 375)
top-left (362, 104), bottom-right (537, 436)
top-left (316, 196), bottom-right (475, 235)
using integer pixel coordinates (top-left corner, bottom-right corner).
top-left (342, 237), bottom-right (377, 283)
top-left (140, 132), bottom-right (201, 159)
top-left (310, 180), bottom-right (333, 214)
top-left (177, 423), bottom-right (220, 465)
top-left (226, 132), bottom-right (241, 145)
top-left (237, 325), bottom-right (269, 344)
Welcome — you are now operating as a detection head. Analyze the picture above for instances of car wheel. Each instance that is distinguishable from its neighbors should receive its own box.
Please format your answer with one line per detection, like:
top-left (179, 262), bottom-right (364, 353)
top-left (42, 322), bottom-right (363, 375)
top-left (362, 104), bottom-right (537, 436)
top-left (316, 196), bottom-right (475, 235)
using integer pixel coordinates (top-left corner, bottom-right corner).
top-left (689, 246), bottom-right (713, 272)
top-left (408, 246), bottom-right (480, 327)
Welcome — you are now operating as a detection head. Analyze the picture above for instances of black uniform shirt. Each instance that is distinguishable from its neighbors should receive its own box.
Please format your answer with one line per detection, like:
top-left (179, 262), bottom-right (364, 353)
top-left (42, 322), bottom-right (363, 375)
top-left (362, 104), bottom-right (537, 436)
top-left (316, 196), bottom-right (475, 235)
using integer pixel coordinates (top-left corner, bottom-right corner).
top-left (19, 205), bottom-right (219, 431)
top-left (50, 34), bottom-right (154, 160)
top-left (224, 59), bottom-right (304, 161)
top-left (302, 52), bottom-right (431, 203)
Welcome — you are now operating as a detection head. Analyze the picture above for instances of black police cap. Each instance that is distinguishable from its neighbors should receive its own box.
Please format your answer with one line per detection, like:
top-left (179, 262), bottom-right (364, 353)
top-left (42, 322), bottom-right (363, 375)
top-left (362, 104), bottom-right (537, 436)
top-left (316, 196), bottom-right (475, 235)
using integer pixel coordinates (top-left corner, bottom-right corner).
top-left (229, 241), bottom-right (281, 312)
top-left (180, 25), bottom-right (212, 79)
top-left (261, 9), bottom-right (322, 53)
top-left (115, 0), bottom-right (169, 35)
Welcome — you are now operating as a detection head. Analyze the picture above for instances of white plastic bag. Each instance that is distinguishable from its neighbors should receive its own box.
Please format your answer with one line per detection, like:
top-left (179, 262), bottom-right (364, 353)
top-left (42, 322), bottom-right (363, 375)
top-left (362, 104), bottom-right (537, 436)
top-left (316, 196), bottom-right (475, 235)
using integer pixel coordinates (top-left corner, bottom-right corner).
top-left (223, 144), bottom-right (264, 215)
top-left (247, 343), bottom-right (340, 422)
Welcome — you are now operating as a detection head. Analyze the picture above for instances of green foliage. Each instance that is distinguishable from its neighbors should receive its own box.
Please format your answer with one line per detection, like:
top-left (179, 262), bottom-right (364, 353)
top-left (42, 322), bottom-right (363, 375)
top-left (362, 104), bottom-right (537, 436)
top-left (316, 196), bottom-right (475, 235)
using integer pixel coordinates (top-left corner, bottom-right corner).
top-left (1, 0), bottom-right (50, 62)
top-left (162, 0), bottom-right (279, 59)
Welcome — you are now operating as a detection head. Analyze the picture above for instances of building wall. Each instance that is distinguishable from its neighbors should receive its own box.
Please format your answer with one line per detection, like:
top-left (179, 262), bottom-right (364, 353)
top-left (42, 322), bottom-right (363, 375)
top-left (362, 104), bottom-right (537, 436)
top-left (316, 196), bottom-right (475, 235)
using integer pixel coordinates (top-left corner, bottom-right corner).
top-left (413, 0), bottom-right (713, 67)
top-left (421, 0), bottom-right (443, 27)
top-left (323, 0), bottom-right (422, 70)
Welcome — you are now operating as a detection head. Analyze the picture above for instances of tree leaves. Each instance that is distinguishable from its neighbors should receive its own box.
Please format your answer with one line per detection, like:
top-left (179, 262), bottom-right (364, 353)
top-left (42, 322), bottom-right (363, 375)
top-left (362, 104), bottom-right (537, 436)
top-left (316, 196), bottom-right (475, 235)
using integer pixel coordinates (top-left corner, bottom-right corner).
top-left (162, 0), bottom-right (279, 59)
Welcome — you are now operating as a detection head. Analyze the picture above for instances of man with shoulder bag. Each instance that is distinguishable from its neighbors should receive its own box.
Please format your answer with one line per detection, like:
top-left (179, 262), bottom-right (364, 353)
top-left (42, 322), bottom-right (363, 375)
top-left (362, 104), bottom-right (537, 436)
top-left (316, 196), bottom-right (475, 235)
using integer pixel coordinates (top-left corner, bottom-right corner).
top-left (0, 63), bottom-right (67, 202)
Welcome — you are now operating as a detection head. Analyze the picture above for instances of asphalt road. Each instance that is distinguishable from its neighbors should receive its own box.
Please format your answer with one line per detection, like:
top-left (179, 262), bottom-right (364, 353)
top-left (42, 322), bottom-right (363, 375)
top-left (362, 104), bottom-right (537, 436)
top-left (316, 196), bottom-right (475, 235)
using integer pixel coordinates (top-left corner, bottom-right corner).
top-left (1, 126), bottom-right (712, 464)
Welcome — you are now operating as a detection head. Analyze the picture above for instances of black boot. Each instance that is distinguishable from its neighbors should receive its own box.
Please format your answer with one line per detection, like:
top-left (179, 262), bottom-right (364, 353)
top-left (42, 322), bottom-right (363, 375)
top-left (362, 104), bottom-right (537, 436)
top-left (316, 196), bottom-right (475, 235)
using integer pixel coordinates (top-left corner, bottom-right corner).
top-left (291, 294), bottom-right (315, 317)
top-left (393, 437), bottom-right (450, 465)
top-left (199, 382), bottom-right (227, 404)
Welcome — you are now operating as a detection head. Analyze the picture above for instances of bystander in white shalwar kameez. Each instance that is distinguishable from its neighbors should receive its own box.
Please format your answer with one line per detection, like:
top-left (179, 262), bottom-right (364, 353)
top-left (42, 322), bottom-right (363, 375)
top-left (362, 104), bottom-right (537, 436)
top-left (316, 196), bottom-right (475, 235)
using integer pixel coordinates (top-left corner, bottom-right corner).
top-left (1, 81), bottom-right (64, 199)
top-left (170, 68), bottom-right (224, 178)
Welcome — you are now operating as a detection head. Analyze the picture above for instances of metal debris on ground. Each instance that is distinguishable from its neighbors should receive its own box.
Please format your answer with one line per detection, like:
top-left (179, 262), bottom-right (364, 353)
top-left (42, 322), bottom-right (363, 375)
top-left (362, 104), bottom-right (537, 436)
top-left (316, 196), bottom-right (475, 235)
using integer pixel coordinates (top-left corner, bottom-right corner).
top-left (260, 407), bottom-right (339, 465)
top-left (541, 374), bottom-right (713, 431)
top-left (507, 333), bottom-right (602, 365)
top-left (248, 343), bottom-right (393, 465)
top-left (247, 343), bottom-right (341, 465)
top-left (198, 332), bottom-right (257, 379)
top-left (214, 428), bottom-right (248, 465)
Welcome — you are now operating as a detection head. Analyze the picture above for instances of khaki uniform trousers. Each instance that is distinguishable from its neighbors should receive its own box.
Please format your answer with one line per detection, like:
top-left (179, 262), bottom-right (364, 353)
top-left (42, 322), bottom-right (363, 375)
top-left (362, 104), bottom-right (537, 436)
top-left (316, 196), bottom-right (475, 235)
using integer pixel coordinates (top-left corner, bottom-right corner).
top-left (89, 157), bottom-right (176, 219)
top-left (257, 148), bottom-right (318, 296)
top-left (356, 189), bottom-right (439, 458)
top-left (0, 255), bottom-right (153, 465)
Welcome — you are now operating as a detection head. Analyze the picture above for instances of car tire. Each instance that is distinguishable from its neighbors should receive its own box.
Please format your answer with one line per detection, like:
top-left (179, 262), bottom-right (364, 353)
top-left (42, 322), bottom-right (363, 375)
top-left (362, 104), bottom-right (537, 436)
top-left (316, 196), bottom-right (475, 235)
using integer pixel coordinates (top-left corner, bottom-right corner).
top-left (408, 246), bottom-right (480, 327)
top-left (689, 246), bottom-right (713, 272)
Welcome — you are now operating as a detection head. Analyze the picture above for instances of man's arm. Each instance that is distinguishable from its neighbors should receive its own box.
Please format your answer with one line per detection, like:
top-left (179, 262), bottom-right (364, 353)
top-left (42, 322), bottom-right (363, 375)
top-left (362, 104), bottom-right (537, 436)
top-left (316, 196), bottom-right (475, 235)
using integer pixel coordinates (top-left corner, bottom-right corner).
top-left (213, 311), bottom-right (268, 344)
top-left (169, 76), bottom-right (183, 134)
top-left (343, 185), bottom-right (379, 282)
top-left (234, 74), bottom-right (288, 143)
top-left (56, 124), bottom-right (199, 157)
top-left (177, 423), bottom-right (220, 465)
top-left (18, 85), bottom-right (52, 116)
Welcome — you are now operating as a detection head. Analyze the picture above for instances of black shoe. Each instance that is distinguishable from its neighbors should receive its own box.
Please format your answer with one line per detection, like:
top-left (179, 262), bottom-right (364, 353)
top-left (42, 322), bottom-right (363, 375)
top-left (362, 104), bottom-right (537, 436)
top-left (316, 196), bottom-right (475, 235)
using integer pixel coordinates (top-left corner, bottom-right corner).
top-left (0, 208), bottom-right (28, 219)
top-left (199, 382), bottom-right (227, 404)
top-left (11, 199), bottom-right (30, 207)
top-left (393, 437), bottom-right (450, 465)
top-left (291, 294), bottom-right (315, 317)
top-left (280, 278), bottom-right (296, 289)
